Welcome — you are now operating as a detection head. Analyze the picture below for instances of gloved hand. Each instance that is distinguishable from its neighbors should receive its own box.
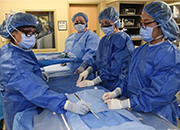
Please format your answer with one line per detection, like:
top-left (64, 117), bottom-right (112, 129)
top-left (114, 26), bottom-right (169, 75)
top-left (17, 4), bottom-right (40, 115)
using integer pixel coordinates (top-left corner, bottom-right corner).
top-left (64, 100), bottom-right (91, 115)
top-left (76, 76), bottom-right (102, 87)
top-left (74, 66), bottom-right (85, 74)
top-left (104, 99), bottom-right (130, 110)
top-left (102, 87), bottom-right (122, 101)
top-left (74, 61), bottom-right (88, 74)
top-left (42, 72), bottom-right (49, 82)
top-left (76, 80), bottom-right (94, 87)
top-left (76, 66), bottom-right (93, 84)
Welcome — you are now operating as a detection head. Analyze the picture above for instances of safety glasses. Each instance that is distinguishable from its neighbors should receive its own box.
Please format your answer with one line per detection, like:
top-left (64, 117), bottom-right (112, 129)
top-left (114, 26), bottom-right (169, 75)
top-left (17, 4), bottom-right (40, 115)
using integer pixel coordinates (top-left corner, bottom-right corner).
top-left (138, 21), bottom-right (156, 29)
top-left (100, 20), bottom-right (114, 27)
top-left (19, 29), bottom-right (39, 37)
top-left (100, 24), bottom-right (113, 27)
top-left (74, 23), bottom-right (85, 25)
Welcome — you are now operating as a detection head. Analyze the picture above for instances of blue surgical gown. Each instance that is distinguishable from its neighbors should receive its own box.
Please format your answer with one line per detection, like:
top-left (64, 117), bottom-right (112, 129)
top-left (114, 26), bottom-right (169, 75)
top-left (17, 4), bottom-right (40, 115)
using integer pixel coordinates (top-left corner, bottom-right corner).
top-left (0, 95), bottom-right (3, 120)
top-left (0, 43), bottom-right (67, 130)
top-left (64, 30), bottom-right (100, 69)
top-left (124, 42), bottom-right (180, 125)
top-left (90, 31), bottom-right (135, 91)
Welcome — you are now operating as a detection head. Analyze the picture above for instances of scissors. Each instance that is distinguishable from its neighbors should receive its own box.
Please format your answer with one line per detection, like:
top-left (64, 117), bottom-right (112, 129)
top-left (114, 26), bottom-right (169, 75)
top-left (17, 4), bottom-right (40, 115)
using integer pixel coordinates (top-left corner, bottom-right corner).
top-left (74, 93), bottom-right (99, 119)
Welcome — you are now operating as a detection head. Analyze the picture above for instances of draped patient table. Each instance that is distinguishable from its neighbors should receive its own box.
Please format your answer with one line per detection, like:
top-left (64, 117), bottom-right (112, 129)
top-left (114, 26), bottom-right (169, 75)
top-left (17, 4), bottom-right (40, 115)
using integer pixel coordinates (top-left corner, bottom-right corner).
top-left (33, 67), bottom-right (180, 130)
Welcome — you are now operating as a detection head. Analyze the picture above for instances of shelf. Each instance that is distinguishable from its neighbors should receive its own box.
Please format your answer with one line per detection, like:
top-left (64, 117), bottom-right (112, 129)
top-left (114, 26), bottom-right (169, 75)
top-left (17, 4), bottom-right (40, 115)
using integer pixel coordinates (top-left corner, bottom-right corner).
top-left (120, 27), bottom-right (139, 30)
top-left (124, 27), bottom-right (139, 29)
top-left (120, 14), bottom-right (141, 16)
top-left (131, 37), bottom-right (141, 41)
top-left (169, 2), bottom-right (180, 6)
top-left (107, 1), bottom-right (146, 47)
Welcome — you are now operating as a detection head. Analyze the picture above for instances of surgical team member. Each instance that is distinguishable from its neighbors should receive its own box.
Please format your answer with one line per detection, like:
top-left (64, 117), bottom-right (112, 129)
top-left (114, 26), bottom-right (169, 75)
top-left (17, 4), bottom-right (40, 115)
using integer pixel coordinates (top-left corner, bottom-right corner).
top-left (62, 12), bottom-right (100, 73)
top-left (103, 1), bottom-right (180, 125)
top-left (76, 7), bottom-right (135, 91)
top-left (0, 96), bottom-right (3, 130)
top-left (0, 13), bottom-right (91, 130)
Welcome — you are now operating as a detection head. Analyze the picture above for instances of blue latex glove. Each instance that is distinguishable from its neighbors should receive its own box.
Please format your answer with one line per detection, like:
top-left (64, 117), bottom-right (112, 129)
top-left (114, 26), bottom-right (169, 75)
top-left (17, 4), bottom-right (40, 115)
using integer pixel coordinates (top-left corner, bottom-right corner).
top-left (64, 100), bottom-right (91, 115)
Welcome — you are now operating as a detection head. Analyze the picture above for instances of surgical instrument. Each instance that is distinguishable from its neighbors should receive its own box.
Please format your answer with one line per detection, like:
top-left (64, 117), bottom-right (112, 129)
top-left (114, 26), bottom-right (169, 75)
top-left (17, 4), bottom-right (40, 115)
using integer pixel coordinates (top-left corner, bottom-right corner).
top-left (74, 93), bottom-right (99, 119)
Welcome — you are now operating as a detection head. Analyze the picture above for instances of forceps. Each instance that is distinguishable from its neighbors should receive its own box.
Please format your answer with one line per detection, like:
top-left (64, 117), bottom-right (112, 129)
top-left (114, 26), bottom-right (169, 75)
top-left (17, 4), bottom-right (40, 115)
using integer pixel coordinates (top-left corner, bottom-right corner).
top-left (74, 93), bottom-right (99, 119)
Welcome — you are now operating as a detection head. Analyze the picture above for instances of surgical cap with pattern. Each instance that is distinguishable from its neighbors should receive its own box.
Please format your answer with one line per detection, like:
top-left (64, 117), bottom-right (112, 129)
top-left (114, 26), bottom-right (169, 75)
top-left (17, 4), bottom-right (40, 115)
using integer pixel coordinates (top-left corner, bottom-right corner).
top-left (98, 6), bottom-right (120, 28)
top-left (71, 12), bottom-right (88, 27)
top-left (143, 1), bottom-right (179, 41)
top-left (0, 12), bottom-right (37, 39)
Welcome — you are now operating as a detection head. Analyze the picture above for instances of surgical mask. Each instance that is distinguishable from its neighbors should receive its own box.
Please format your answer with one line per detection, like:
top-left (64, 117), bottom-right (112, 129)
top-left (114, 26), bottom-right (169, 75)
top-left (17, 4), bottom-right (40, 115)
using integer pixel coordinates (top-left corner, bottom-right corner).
top-left (100, 19), bottom-right (119, 36)
top-left (18, 33), bottom-right (36, 50)
top-left (6, 25), bottom-right (36, 50)
top-left (140, 24), bottom-right (163, 42)
top-left (74, 24), bottom-right (86, 33)
top-left (101, 25), bottom-right (115, 36)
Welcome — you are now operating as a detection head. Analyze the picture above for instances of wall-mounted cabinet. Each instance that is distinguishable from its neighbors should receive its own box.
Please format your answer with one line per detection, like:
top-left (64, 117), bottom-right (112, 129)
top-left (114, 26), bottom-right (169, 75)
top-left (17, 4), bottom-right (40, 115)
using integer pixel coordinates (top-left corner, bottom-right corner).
top-left (107, 1), bottom-right (146, 47)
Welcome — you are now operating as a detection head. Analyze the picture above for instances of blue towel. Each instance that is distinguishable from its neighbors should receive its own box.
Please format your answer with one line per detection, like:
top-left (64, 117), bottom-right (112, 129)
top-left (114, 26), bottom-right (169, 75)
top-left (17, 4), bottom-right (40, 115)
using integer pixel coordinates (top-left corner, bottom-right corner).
top-left (66, 89), bottom-right (156, 130)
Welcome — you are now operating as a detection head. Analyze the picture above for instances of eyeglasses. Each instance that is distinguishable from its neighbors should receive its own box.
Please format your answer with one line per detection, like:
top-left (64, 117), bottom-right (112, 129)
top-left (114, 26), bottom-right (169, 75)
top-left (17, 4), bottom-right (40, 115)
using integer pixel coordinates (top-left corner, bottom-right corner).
top-left (19, 29), bottom-right (39, 37)
top-left (74, 23), bottom-right (85, 25)
top-left (138, 21), bottom-right (156, 29)
top-left (100, 20), bottom-right (114, 27)
top-left (100, 24), bottom-right (113, 27)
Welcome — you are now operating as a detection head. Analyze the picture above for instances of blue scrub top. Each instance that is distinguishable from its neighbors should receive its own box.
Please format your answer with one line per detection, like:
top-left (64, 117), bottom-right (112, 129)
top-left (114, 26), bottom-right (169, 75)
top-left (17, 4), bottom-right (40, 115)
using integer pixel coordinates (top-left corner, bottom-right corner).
top-left (124, 42), bottom-right (180, 125)
top-left (0, 95), bottom-right (3, 120)
top-left (0, 43), bottom-right (67, 130)
top-left (90, 31), bottom-right (135, 91)
top-left (64, 30), bottom-right (100, 69)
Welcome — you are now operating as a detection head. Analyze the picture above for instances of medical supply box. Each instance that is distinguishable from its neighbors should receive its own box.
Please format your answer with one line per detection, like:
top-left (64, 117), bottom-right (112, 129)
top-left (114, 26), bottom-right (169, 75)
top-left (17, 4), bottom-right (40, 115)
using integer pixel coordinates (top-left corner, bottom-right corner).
top-left (125, 8), bottom-right (136, 14)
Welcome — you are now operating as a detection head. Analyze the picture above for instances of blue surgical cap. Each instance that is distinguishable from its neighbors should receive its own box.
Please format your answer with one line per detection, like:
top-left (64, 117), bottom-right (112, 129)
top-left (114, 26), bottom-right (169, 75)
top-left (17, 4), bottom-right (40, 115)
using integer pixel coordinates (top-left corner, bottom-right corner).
top-left (143, 1), bottom-right (180, 42)
top-left (98, 6), bottom-right (120, 28)
top-left (71, 12), bottom-right (88, 26)
top-left (0, 12), bottom-right (37, 39)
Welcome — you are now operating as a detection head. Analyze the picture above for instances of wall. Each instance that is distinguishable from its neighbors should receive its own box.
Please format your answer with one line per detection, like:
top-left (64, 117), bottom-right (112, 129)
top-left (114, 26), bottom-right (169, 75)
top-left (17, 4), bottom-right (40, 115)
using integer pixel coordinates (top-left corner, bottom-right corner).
top-left (0, 0), bottom-right (106, 53)
top-left (1, 0), bottom-right (178, 52)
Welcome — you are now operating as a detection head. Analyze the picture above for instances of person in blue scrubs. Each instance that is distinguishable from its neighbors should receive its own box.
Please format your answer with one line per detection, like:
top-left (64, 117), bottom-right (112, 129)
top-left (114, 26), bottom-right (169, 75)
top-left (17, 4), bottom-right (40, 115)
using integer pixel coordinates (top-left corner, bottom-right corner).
top-left (103, 1), bottom-right (180, 126)
top-left (76, 7), bottom-right (135, 91)
top-left (62, 12), bottom-right (100, 73)
top-left (0, 12), bottom-right (91, 130)
top-left (0, 96), bottom-right (3, 130)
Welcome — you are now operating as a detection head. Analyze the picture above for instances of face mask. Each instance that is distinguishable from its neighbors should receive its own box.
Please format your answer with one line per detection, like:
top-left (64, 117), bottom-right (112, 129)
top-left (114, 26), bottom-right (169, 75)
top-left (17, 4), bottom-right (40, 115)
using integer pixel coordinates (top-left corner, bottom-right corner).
top-left (18, 34), bottom-right (36, 50)
top-left (140, 24), bottom-right (163, 42)
top-left (101, 25), bottom-right (115, 36)
top-left (74, 24), bottom-right (86, 33)
top-left (6, 25), bottom-right (36, 50)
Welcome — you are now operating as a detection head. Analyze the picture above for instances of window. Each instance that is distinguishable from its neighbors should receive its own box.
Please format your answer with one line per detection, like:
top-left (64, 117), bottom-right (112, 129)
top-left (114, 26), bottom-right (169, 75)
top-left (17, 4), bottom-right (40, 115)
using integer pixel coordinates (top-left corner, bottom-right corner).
top-left (26, 11), bottom-right (55, 49)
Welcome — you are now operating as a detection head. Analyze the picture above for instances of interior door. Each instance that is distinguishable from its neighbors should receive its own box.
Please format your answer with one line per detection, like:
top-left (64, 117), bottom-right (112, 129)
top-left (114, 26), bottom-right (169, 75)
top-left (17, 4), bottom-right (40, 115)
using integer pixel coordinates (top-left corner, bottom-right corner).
top-left (69, 4), bottom-right (98, 34)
